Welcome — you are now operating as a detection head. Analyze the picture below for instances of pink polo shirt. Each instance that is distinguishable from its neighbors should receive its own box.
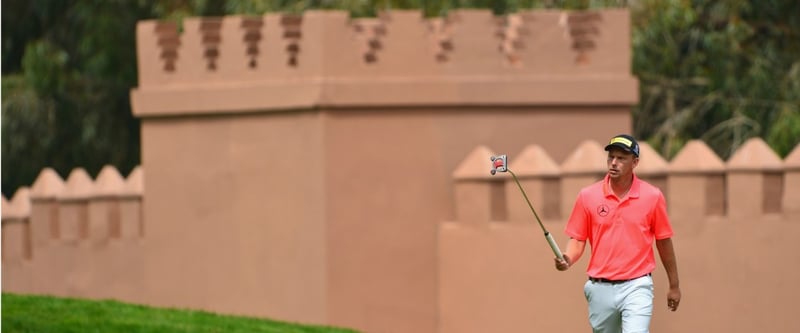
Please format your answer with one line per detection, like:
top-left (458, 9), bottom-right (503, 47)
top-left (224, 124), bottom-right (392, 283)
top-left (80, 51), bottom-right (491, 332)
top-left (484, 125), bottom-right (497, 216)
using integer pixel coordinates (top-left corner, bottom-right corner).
top-left (565, 174), bottom-right (673, 280)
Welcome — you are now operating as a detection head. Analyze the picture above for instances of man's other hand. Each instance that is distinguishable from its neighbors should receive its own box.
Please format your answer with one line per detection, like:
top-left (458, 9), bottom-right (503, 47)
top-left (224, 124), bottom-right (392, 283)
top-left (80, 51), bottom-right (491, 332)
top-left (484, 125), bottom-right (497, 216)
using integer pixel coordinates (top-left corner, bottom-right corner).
top-left (554, 254), bottom-right (571, 271)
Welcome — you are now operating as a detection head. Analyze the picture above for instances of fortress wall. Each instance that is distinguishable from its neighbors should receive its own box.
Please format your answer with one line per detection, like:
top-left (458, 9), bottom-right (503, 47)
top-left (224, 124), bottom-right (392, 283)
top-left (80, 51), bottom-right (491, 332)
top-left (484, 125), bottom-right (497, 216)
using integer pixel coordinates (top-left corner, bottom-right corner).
top-left (2, 166), bottom-right (145, 301)
top-left (6, 138), bottom-right (797, 333)
top-left (138, 112), bottom-right (328, 322)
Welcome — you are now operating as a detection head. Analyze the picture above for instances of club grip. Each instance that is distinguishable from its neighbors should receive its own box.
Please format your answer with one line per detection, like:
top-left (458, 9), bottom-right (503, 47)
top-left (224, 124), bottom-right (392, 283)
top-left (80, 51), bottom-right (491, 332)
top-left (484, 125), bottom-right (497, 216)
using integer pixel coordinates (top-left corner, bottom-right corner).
top-left (545, 232), bottom-right (564, 260)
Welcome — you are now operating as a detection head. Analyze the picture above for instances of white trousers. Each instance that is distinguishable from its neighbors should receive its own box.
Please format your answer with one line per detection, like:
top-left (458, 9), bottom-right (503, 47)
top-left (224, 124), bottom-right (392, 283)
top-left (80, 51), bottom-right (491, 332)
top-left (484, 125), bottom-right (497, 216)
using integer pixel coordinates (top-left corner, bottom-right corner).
top-left (583, 275), bottom-right (654, 333)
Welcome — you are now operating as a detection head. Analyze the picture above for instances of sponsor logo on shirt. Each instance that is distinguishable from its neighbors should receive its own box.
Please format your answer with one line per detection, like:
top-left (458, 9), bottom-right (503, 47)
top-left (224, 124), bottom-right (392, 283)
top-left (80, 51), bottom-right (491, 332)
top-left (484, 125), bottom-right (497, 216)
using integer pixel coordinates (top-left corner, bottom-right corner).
top-left (597, 204), bottom-right (610, 217)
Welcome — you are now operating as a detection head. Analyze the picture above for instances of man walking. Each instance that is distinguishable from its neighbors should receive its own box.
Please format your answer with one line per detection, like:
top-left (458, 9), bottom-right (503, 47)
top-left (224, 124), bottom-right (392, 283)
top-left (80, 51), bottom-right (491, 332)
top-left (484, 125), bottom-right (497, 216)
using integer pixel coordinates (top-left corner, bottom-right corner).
top-left (554, 134), bottom-right (681, 333)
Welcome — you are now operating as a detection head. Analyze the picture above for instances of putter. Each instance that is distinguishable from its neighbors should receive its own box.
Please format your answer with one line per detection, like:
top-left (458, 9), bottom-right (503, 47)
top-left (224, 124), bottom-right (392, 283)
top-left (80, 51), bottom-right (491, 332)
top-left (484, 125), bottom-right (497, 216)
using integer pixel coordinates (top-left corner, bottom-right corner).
top-left (490, 154), bottom-right (564, 261)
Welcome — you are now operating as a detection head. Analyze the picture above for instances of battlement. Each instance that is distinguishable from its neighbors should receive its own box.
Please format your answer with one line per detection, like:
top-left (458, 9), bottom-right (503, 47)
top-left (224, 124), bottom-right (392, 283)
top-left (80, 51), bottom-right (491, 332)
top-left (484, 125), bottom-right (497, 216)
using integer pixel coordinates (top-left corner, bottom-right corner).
top-left (451, 138), bottom-right (800, 227)
top-left (1, 166), bottom-right (144, 264)
top-left (131, 8), bottom-right (637, 117)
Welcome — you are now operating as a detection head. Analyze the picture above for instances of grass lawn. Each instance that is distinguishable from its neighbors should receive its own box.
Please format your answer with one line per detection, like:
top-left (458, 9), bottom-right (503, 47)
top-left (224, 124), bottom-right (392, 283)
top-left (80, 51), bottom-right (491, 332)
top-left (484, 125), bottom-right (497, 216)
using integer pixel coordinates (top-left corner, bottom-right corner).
top-left (1, 293), bottom-right (358, 333)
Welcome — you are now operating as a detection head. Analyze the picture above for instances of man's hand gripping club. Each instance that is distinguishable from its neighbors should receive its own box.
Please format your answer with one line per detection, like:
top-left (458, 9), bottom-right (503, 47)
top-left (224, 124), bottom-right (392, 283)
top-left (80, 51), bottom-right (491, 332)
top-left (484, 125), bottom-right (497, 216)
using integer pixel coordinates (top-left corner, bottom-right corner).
top-left (553, 238), bottom-right (586, 271)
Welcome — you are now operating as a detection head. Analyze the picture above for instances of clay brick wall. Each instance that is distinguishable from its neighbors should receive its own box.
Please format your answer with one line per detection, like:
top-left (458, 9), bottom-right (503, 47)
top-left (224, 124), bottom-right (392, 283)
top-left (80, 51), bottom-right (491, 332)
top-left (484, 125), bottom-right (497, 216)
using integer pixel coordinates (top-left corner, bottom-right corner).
top-left (4, 141), bottom-right (799, 332)
top-left (2, 166), bottom-right (144, 301)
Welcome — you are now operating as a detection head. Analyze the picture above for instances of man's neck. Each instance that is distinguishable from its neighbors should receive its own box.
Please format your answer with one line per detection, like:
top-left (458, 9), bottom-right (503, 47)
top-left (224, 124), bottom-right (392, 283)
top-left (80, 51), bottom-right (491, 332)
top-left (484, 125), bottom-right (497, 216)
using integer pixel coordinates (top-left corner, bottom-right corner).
top-left (610, 175), bottom-right (633, 198)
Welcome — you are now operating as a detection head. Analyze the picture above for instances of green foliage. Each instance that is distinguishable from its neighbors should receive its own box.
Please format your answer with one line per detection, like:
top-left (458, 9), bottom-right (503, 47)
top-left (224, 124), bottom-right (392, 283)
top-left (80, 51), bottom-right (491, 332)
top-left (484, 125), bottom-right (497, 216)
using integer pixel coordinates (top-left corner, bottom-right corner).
top-left (1, 293), bottom-right (358, 333)
top-left (2, 0), bottom-right (148, 196)
top-left (1, 75), bottom-right (57, 196)
top-left (632, 0), bottom-right (800, 159)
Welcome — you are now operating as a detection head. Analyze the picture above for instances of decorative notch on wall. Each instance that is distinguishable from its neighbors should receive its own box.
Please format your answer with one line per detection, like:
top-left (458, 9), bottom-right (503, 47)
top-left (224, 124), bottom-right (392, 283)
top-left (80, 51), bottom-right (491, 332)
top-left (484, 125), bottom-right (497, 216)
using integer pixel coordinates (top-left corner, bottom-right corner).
top-left (200, 18), bottom-right (223, 70)
top-left (428, 17), bottom-right (453, 63)
top-left (497, 14), bottom-right (528, 66)
top-left (155, 22), bottom-right (180, 72)
top-left (281, 15), bottom-right (302, 67)
top-left (562, 11), bottom-right (602, 64)
top-left (352, 15), bottom-right (388, 64)
top-left (241, 17), bottom-right (263, 69)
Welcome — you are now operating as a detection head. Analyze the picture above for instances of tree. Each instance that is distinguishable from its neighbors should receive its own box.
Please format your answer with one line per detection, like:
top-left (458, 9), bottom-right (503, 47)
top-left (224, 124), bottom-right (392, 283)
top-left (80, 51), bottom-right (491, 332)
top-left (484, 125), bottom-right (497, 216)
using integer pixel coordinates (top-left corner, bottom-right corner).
top-left (2, 1), bottom-right (152, 196)
top-left (632, 0), bottom-right (800, 159)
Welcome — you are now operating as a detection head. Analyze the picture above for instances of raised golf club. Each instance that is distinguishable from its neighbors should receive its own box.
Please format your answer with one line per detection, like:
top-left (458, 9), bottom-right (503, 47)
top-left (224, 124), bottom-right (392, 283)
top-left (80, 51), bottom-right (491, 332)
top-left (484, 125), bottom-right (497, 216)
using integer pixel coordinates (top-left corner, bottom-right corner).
top-left (490, 154), bottom-right (564, 261)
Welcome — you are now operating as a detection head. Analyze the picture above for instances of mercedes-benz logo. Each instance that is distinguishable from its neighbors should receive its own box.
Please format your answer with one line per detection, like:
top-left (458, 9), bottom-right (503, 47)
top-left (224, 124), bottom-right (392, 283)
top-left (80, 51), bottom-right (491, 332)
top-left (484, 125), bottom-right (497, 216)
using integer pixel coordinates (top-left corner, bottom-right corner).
top-left (597, 204), bottom-right (610, 217)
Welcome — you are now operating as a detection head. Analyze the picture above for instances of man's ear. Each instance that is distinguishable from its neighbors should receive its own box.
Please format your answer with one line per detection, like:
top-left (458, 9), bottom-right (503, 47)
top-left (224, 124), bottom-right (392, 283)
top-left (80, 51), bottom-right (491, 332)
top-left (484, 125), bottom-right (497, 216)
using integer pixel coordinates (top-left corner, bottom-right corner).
top-left (633, 157), bottom-right (640, 168)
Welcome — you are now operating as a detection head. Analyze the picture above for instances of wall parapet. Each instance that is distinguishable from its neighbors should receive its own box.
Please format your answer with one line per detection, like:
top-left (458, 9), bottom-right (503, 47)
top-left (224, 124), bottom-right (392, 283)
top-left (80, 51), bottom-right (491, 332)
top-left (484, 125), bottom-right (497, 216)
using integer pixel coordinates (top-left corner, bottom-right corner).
top-left (1, 166), bottom-right (144, 264)
top-left (451, 138), bottom-right (800, 225)
top-left (2, 188), bottom-right (32, 262)
top-left (131, 8), bottom-right (637, 117)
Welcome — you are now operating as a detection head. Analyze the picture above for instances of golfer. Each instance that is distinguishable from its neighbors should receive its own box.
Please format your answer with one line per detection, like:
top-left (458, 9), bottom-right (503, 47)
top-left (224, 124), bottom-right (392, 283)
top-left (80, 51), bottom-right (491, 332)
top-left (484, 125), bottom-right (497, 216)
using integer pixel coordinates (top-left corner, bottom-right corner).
top-left (554, 134), bottom-right (681, 333)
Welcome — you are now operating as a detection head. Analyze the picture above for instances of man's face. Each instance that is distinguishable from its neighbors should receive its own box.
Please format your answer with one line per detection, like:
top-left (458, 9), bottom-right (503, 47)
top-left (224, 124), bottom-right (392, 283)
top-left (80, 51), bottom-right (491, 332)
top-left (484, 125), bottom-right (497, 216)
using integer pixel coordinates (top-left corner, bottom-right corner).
top-left (606, 148), bottom-right (638, 180)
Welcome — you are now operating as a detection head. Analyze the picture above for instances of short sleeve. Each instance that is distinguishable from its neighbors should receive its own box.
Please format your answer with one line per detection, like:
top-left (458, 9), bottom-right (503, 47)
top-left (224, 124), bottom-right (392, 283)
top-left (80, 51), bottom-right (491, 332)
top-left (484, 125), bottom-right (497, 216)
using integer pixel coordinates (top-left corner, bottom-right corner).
top-left (652, 191), bottom-right (674, 240)
top-left (565, 191), bottom-right (590, 241)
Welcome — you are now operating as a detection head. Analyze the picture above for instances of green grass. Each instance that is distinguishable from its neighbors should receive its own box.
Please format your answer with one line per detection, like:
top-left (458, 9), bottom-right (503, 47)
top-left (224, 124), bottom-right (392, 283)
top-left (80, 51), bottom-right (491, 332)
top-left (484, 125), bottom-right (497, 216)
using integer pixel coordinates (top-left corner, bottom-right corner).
top-left (1, 293), bottom-right (359, 333)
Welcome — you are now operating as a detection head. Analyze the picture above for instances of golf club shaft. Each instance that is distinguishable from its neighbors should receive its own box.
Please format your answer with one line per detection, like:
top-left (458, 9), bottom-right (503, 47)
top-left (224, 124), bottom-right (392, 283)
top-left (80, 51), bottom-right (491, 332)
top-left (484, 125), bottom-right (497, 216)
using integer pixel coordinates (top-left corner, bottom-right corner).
top-left (508, 169), bottom-right (564, 260)
top-left (507, 170), bottom-right (547, 231)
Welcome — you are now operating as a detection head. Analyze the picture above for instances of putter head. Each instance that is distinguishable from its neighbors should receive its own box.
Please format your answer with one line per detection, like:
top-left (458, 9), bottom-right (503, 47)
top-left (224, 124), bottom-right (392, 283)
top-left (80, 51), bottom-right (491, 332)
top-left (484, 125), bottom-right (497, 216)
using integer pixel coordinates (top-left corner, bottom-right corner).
top-left (490, 155), bottom-right (508, 175)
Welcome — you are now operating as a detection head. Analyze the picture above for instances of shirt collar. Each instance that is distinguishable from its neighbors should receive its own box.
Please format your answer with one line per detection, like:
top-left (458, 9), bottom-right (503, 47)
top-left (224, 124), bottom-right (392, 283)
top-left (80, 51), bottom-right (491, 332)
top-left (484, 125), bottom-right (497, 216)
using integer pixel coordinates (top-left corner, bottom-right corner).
top-left (603, 173), bottom-right (641, 199)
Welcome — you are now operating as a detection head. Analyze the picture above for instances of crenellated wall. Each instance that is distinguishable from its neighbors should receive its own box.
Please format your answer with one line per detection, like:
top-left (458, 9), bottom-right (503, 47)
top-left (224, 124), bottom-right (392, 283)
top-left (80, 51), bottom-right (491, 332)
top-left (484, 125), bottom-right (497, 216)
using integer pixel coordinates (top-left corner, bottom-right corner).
top-left (5, 139), bottom-right (799, 332)
top-left (441, 138), bottom-right (800, 333)
top-left (130, 9), bottom-right (636, 117)
top-left (2, 166), bottom-right (144, 301)
top-left (450, 138), bottom-right (799, 225)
